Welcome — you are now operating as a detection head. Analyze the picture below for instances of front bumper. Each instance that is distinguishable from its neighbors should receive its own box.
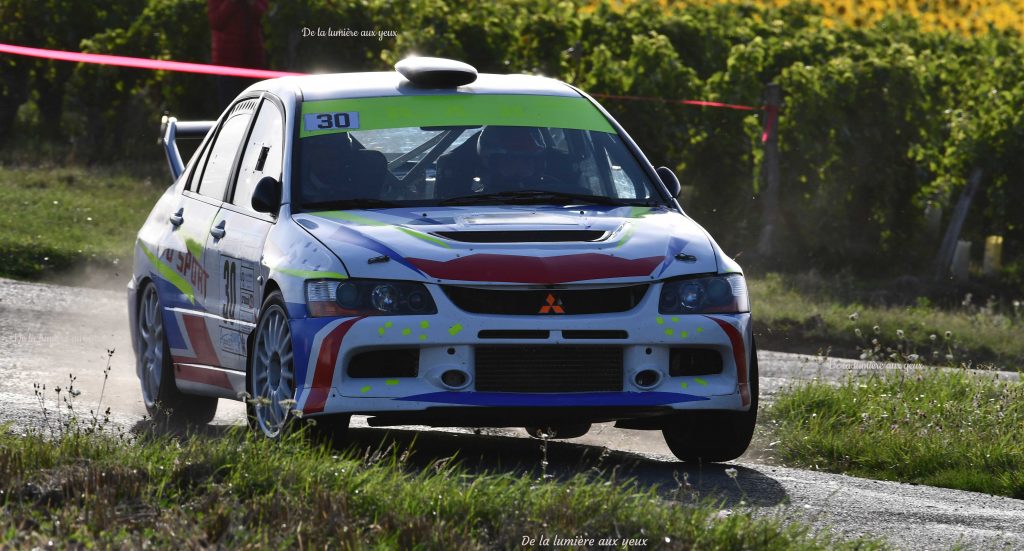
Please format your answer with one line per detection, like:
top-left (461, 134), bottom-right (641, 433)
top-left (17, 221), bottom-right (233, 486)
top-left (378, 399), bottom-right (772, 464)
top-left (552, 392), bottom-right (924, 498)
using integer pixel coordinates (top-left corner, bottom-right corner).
top-left (290, 286), bottom-right (753, 423)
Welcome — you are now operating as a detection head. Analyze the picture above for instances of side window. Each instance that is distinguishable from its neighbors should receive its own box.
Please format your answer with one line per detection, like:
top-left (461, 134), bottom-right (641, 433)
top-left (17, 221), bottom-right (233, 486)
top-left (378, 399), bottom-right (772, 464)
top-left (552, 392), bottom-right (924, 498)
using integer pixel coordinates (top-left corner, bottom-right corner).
top-left (186, 138), bottom-right (213, 192)
top-left (196, 110), bottom-right (253, 200)
top-left (232, 99), bottom-right (284, 212)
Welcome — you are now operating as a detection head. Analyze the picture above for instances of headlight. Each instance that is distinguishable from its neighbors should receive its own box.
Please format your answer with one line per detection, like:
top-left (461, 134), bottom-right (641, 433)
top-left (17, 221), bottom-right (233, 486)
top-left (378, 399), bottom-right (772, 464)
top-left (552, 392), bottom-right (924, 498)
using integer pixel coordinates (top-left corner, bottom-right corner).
top-left (659, 274), bottom-right (749, 314)
top-left (306, 279), bottom-right (437, 317)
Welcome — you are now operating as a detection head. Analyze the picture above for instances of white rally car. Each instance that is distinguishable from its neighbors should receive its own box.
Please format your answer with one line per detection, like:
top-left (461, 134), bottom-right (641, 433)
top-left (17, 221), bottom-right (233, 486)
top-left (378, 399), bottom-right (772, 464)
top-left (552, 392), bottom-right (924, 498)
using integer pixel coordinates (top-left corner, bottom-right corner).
top-left (129, 57), bottom-right (757, 462)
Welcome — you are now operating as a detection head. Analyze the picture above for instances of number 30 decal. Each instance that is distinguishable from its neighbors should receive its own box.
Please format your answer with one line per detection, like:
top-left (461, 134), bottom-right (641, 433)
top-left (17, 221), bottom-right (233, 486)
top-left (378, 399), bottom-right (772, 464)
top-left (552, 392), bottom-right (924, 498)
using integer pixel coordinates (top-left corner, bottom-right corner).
top-left (303, 112), bottom-right (360, 132)
top-left (223, 259), bottom-right (237, 320)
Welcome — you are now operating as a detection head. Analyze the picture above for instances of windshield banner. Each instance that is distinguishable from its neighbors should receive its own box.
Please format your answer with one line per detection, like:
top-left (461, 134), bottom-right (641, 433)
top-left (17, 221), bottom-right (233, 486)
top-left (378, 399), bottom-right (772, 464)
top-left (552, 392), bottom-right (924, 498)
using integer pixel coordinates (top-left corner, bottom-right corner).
top-left (299, 95), bottom-right (614, 138)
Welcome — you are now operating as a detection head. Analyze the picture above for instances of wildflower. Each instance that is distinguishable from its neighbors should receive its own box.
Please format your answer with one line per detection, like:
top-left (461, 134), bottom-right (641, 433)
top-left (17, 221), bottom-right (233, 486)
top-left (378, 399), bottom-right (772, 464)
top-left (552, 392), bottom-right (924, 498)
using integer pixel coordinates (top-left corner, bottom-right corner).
top-left (907, 354), bottom-right (920, 362)
top-left (944, 331), bottom-right (953, 339)
top-left (725, 467), bottom-right (738, 478)
top-left (929, 334), bottom-right (937, 341)
top-left (855, 328), bottom-right (863, 337)
top-left (873, 325), bottom-right (881, 334)
top-left (849, 312), bottom-right (859, 321)
top-left (896, 329), bottom-right (905, 339)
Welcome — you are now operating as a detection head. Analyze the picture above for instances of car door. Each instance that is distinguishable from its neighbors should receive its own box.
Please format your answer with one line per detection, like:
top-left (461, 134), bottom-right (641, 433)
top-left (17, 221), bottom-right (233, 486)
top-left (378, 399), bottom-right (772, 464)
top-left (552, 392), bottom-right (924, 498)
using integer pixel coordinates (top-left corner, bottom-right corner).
top-left (162, 97), bottom-right (257, 370)
top-left (205, 95), bottom-right (285, 372)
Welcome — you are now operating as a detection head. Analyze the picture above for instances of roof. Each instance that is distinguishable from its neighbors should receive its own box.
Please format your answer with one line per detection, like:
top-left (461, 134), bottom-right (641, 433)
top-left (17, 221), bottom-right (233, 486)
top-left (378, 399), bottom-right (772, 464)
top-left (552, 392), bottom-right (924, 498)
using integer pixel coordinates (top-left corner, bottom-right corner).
top-left (249, 71), bottom-right (581, 102)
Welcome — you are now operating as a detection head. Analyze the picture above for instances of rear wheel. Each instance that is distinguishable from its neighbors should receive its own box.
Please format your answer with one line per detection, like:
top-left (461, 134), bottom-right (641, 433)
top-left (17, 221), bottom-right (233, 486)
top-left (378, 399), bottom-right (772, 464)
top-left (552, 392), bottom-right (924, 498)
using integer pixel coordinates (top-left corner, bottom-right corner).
top-left (136, 281), bottom-right (217, 426)
top-left (662, 341), bottom-right (759, 463)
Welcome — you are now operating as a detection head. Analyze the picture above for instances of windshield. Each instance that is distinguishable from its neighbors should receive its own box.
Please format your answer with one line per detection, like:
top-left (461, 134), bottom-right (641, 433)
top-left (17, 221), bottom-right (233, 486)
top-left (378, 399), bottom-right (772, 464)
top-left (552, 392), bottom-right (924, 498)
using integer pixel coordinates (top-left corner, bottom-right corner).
top-left (293, 96), bottom-right (663, 210)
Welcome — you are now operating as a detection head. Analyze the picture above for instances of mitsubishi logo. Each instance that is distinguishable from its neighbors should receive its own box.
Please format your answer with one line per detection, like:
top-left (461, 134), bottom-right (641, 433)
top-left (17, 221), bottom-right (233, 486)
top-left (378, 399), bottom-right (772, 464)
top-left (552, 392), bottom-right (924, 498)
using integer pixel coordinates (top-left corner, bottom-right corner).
top-left (538, 293), bottom-right (565, 314)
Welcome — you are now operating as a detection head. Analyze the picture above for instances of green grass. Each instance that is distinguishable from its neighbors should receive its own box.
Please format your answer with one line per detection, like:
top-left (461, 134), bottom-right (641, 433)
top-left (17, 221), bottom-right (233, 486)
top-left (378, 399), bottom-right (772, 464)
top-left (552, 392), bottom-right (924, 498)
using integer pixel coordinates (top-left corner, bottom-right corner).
top-left (0, 427), bottom-right (882, 550)
top-left (0, 164), bottom-right (165, 280)
top-left (750, 272), bottom-right (1024, 370)
top-left (766, 369), bottom-right (1024, 498)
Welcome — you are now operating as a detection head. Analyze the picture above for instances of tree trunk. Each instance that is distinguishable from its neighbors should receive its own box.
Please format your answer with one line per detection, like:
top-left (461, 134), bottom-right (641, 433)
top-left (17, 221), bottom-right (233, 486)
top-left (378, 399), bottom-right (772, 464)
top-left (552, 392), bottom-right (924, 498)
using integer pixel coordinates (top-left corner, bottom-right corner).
top-left (756, 83), bottom-right (782, 257)
top-left (934, 167), bottom-right (983, 280)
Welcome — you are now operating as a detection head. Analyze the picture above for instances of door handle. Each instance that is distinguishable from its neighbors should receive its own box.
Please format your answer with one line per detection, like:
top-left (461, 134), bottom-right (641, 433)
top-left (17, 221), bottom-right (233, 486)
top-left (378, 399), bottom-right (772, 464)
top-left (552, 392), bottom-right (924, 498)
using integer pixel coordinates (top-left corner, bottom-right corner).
top-left (169, 208), bottom-right (184, 227)
top-left (210, 220), bottom-right (227, 239)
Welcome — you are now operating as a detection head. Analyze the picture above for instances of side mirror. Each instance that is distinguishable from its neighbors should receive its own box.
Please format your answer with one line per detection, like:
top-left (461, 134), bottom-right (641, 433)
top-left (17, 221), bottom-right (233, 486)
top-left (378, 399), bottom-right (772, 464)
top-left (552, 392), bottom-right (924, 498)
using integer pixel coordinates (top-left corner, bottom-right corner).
top-left (251, 176), bottom-right (282, 215)
top-left (656, 166), bottom-right (682, 199)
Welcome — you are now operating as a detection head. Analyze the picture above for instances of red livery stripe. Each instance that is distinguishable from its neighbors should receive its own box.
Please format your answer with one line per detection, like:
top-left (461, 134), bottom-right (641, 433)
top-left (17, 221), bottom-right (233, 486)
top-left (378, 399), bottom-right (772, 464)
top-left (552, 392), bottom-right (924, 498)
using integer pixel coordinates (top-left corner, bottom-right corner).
top-left (304, 317), bottom-right (364, 414)
top-left (170, 314), bottom-right (221, 366)
top-left (174, 363), bottom-right (232, 390)
top-left (179, 314), bottom-right (221, 366)
top-left (706, 316), bottom-right (750, 407)
top-left (407, 253), bottom-right (663, 284)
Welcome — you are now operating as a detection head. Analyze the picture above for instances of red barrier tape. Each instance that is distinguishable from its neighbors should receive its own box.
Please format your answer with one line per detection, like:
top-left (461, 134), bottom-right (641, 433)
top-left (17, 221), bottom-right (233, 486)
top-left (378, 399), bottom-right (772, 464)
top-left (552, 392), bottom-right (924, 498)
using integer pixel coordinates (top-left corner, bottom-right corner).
top-left (0, 42), bottom-right (779, 141)
top-left (0, 42), bottom-right (302, 80)
top-left (592, 93), bottom-right (778, 143)
top-left (592, 93), bottom-right (760, 112)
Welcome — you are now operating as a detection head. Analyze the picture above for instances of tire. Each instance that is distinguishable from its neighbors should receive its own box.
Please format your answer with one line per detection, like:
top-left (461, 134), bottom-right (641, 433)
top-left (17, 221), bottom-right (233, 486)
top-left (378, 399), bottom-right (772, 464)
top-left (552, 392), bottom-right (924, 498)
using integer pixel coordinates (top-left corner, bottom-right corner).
top-left (136, 281), bottom-right (217, 426)
top-left (526, 423), bottom-right (592, 439)
top-left (247, 290), bottom-right (301, 438)
top-left (662, 340), bottom-right (759, 463)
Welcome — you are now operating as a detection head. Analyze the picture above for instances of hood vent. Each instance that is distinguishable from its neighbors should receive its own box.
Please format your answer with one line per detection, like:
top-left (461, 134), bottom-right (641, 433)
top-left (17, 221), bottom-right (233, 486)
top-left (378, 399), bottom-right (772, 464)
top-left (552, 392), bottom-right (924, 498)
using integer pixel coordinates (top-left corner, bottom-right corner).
top-left (433, 230), bottom-right (607, 243)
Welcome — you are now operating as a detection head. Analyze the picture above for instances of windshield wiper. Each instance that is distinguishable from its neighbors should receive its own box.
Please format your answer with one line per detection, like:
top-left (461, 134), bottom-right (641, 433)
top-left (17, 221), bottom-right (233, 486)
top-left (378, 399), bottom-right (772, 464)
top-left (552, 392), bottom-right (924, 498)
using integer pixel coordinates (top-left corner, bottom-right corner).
top-left (438, 189), bottom-right (650, 206)
top-left (303, 198), bottom-right (403, 210)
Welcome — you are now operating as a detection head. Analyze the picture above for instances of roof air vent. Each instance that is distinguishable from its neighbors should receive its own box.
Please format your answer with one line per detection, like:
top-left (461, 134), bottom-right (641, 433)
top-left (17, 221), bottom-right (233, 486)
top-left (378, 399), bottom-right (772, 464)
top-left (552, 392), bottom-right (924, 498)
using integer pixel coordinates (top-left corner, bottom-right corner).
top-left (395, 56), bottom-right (478, 88)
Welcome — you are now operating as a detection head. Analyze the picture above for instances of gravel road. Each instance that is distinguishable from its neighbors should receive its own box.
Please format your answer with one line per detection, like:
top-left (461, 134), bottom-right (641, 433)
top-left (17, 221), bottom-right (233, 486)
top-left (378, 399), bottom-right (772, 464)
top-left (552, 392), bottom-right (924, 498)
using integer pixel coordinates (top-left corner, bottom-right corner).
top-left (0, 277), bottom-right (1021, 550)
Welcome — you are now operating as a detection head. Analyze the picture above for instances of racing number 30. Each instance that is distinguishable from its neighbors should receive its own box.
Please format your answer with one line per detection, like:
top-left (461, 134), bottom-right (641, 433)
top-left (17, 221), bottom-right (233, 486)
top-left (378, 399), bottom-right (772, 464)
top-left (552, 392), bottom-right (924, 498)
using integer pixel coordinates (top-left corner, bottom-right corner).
top-left (223, 260), bottom-right (237, 319)
top-left (316, 113), bottom-right (351, 129)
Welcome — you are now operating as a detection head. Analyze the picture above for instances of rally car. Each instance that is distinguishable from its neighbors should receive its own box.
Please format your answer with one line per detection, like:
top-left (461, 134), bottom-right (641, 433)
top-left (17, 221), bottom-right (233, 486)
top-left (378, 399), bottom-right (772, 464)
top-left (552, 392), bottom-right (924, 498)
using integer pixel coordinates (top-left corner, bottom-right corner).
top-left (129, 56), bottom-right (757, 462)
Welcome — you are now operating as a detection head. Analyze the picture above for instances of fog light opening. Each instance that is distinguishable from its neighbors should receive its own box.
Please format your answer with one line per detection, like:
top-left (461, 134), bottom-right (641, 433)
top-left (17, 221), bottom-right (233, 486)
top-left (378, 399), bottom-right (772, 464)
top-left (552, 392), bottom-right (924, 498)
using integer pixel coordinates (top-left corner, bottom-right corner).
top-left (441, 369), bottom-right (469, 389)
top-left (634, 369), bottom-right (661, 389)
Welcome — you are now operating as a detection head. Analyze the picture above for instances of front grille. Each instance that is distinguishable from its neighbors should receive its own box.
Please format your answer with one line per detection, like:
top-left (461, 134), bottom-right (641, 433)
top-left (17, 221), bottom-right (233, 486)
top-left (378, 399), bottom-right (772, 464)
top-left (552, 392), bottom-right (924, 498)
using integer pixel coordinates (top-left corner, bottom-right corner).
top-left (478, 330), bottom-right (551, 339)
top-left (444, 285), bottom-right (648, 315)
top-left (562, 330), bottom-right (628, 339)
top-left (475, 346), bottom-right (623, 392)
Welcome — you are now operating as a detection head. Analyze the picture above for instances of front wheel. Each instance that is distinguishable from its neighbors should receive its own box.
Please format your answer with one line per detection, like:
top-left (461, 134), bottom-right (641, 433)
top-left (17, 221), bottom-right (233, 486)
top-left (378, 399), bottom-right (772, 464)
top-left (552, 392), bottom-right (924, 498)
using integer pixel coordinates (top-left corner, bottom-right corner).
top-left (248, 291), bottom-right (298, 438)
top-left (662, 340), bottom-right (759, 463)
top-left (136, 281), bottom-right (217, 426)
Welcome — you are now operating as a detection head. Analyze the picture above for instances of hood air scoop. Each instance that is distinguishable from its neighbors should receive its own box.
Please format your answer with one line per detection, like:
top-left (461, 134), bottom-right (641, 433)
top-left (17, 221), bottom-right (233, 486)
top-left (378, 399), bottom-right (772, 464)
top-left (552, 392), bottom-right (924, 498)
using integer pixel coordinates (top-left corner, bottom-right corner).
top-left (433, 230), bottom-right (607, 243)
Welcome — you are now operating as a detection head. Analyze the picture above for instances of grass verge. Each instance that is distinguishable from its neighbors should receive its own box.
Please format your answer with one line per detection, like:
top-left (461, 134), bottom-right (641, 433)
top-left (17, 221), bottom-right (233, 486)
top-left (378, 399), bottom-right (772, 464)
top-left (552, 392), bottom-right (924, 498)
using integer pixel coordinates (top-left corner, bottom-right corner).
top-left (0, 427), bottom-right (882, 549)
top-left (750, 273), bottom-right (1024, 370)
top-left (0, 164), bottom-right (165, 280)
top-left (766, 368), bottom-right (1024, 498)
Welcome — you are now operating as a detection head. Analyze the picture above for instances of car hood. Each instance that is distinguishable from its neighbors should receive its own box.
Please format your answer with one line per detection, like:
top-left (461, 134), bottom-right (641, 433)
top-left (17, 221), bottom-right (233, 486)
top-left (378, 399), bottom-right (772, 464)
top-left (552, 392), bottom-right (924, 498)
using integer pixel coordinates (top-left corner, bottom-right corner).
top-left (293, 205), bottom-right (719, 285)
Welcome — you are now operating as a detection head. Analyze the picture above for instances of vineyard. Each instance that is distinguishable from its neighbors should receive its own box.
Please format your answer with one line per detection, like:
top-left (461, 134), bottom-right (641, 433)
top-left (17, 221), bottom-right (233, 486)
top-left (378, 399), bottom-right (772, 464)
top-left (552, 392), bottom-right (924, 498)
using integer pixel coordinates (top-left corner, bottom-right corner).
top-left (2, 0), bottom-right (1024, 280)
top-left (607, 0), bottom-right (1024, 35)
